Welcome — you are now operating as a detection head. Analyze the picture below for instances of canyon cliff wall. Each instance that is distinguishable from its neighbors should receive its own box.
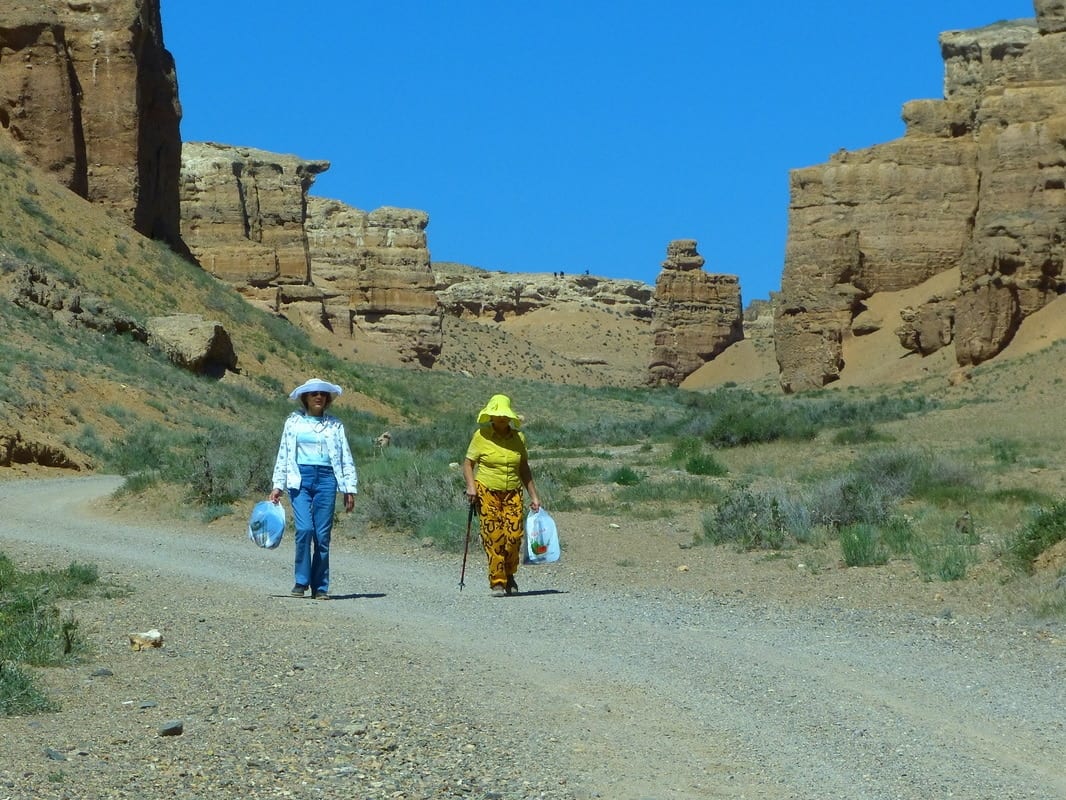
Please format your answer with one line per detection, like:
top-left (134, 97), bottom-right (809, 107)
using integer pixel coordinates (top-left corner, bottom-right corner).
top-left (0, 0), bottom-right (182, 246)
top-left (776, 0), bottom-right (1066, 392)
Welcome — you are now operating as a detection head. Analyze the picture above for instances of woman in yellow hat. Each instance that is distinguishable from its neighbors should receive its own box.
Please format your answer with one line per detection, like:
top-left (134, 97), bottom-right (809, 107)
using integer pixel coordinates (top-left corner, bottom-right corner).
top-left (462, 394), bottom-right (541, 596)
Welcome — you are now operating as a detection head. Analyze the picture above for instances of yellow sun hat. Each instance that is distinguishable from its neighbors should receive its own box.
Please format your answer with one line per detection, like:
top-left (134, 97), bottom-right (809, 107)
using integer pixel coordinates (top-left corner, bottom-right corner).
top-left (476, 394), bottom-right (522, 428)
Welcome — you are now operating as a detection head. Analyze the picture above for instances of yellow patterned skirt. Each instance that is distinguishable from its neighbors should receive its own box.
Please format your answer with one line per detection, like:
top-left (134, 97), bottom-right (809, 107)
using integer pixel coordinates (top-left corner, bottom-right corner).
top-left (474, 482), bottom-right (524, 590)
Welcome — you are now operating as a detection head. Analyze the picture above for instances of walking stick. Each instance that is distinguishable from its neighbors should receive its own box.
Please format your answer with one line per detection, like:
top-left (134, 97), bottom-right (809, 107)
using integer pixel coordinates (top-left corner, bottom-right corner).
top-left (459, 501), bottom-right (475, 591)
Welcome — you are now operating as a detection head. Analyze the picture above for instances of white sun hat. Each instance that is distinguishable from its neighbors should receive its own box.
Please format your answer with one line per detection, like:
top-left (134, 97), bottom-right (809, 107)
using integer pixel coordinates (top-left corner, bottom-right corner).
top-left (248, 501), bottom-right (286, 549)
top-left (288, 377), bottom-right (343, 401)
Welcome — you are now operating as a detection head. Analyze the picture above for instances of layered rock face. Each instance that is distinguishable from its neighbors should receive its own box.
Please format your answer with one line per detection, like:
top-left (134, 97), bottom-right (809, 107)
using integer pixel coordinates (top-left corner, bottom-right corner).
top-left (776, 2), bottom-right (1066, 392)
top-left (0, 0), bottom-right (182, 246)
top-left (179, 144), bottom-right (443, 366)
top-left (647, 240), bottom-right (743, 387)
top-left (434, 263), bottom-right (653, 321)
top-left (305, 199), bottom-right (442, 367)
top-left (180, 142), bottom-right (328, 286)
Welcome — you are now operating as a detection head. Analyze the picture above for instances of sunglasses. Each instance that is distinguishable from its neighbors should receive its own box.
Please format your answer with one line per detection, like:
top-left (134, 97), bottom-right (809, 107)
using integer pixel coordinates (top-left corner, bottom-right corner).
top-left (306, 391), bottom-right (330, 397)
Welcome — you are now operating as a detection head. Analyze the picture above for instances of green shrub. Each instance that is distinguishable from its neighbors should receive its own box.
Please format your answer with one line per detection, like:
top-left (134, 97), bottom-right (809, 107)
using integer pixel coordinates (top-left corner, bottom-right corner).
top-left (0, 554), bottom-right (109, 715)
top-left (684, 453), bottom-right (727, 477)
top-left (608, 466), bottom-right (643, 486)
top-left (416, 508), bottom-right (470, 552)
top-left (669, 438), bottom-right (703, 463)
top-left (912, 538), bottom-right (974, 581)
top-left (542, 461), bottom-right (601, 488)
top-left (880, 516), bottom-right (917, 555)
top-left (986, 437), bottom-right (1023, 466)
top-left (702, 487), bottom-right (809, 550)
top-left (703, 405), bottom-right (816, 447)
top-left (832, 425), bottom-right (892, 445)
top-left (354, 450), bottom-right (464, 535)
top-left (0, 663), bottom-right (56, 716)
top-left (1006, 501), bottom-right (1066, 574)
top-left (839, 523), bottom-right (889, 567)
top-left (615, 476), bottom-right (720, 505)
top-left (986, 487), bottom-right (1055, 506)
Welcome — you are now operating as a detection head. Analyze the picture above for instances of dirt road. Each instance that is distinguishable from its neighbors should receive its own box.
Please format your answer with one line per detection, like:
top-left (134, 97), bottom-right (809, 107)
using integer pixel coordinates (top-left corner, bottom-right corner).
top-left (0, 476), bottom-right (1063, 799)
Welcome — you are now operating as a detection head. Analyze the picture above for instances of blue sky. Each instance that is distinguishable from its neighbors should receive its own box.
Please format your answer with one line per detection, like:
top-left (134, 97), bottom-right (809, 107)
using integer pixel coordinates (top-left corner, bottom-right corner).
top-left (162, 1), bottom-right (1036, 304)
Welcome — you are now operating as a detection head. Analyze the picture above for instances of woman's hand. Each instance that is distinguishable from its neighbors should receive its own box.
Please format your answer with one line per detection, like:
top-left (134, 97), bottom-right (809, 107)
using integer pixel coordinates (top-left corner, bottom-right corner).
top-left (529, 497), bottom-right (541, 512)
top-left (269, 488), bottom-right (282, 504)
top-left (344, 493), bottom-right (355, 513)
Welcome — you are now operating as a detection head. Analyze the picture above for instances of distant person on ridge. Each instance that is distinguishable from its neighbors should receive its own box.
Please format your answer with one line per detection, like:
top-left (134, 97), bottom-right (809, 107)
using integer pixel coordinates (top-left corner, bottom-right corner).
top-left (462, 394), bottom-right (541, 596)
top-left (269, 377), bottom-right (358, 600)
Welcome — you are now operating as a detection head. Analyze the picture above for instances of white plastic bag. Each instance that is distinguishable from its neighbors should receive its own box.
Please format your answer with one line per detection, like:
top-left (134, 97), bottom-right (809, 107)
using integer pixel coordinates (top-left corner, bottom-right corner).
top-left (525, 508), bottom-right (560, 564)
top-left (248, 501), bottom-right (285, 549)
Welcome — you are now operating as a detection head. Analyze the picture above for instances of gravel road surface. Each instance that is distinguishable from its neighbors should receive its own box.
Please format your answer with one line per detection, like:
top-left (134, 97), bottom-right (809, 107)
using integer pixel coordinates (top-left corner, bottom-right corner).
top-left (0, 476), bottom-right (1063, 799)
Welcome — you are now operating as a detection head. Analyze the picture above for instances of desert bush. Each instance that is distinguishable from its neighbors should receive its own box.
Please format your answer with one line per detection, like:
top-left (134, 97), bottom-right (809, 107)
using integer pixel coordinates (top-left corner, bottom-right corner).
top-left (850, 448), bottom-right (979, 507)
top-left (415, 507), bottom-right (470, 552)
top-left (669, 438), bottom-right (703, 463)
top-left (1022, 577), bottom-right (1066, 618)
top-left (880, 515), bottom-right (917, 555)
top-left (832, 425), bottom-right (892, 445)
top-left (702, 487), bottom-right (810, 550)
top-left (987, 487), bottom-right (1055, 506)
top-left (541, 461), bottom-right (601, 488)
top-left (684, 453), bottom-right (727, 477)
top-left (105, 422), bottom-right (182, 476)
top-left (615, 476), bottom-right (720, 505)
top-left (806, 473), bottom-right (898, 529)
top-left (389, 411), bottom-right (473, 454)
top-left (354, 449), bottom-right (464, 535)
top-left (911, 536), bottom-right (976, 581)
top-left (608, 466), bottom-right (643, 486)
top-left (839, 523), bottom-right (889, 566)
top-left (678, 388), bottom-right (934, 449)
top-left (1005, 500), bottom-right (1066, 574)
top-left (984, 437), bottom-right (1024, 467)
top-left (112, 423), bottom-right (278, 507)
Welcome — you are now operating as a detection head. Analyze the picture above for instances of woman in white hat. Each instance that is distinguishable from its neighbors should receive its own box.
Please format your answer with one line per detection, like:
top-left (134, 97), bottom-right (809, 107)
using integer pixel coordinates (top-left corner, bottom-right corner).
top-left (462, 394), bottom-right (541, 596)
top-left (269, 378), bottom-right (358, 600)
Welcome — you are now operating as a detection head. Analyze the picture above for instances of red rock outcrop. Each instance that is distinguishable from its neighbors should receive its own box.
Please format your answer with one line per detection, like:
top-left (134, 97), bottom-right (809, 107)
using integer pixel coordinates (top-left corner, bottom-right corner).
top-left (647, 240), bottom-right (743, 387)
top-left (0, 0), bottom-right (182, 246)
top-left (777, 1), bottom-right (1066, 392)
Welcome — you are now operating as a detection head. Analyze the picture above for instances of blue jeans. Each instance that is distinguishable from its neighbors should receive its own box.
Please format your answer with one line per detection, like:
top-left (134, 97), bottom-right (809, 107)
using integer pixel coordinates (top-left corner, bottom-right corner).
top-left (289, 464), bottom-right (338, 594)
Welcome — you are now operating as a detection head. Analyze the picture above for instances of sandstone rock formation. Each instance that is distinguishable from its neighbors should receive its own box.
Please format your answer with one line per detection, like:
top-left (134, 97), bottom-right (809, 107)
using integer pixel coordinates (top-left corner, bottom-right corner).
top-left (146, 314), bottom-right (237, 377)
top-left (306, 199), bottom-right (442, 367)
top-left (434, 262), bottom-right (653, 322)
top-left (647, 240), bottom-right (743, 387)
top-left (776, 1), bottom-right (1066, 392)
top-left (180, 142), bottom-right (328, 287)
top-left (179, 145), bottom-right (443, 367)
top-left (0, 0), bottom-right (182, 247)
